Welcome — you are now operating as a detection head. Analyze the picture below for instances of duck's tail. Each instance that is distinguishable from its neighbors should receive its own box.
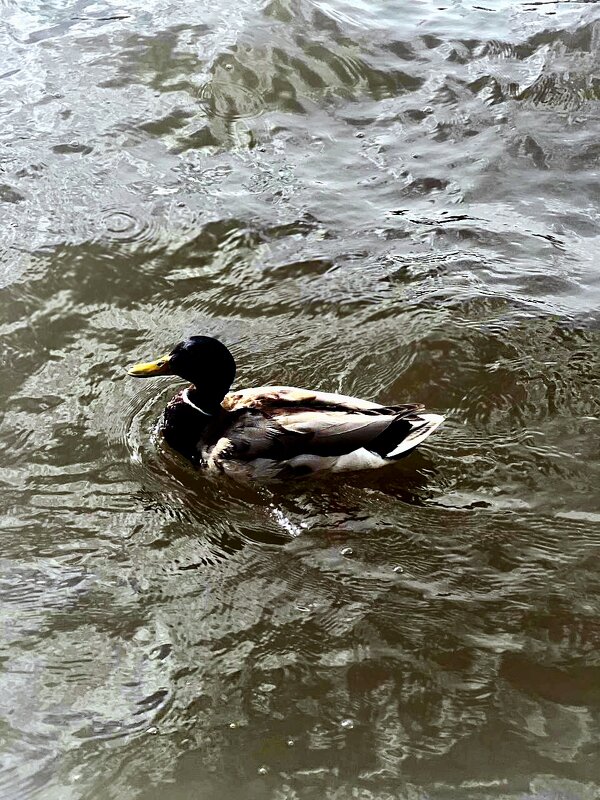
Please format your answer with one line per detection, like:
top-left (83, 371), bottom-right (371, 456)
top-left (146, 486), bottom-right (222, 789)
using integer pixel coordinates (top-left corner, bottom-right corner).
top-left (385, 413), bottom-right (445, 459)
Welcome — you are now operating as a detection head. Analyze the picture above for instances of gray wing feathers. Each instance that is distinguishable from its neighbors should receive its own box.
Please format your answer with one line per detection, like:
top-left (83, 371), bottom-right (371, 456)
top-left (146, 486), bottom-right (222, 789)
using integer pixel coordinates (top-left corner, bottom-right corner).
top-left (223, 409), bottom-right (405, 460)
top-left (222, 410), bottom-right (303, 459)
top-left (275, 411), bottom-right (398, 456)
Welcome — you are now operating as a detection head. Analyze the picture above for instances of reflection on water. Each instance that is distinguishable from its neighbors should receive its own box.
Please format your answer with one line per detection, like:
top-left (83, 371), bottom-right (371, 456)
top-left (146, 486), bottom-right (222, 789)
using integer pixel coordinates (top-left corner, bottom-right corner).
top-left (0, 1), bottom-right (599, 798)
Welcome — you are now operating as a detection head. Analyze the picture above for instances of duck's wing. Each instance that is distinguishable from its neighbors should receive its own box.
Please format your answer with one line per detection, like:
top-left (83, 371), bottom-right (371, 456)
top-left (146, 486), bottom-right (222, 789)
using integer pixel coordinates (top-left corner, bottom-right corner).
top-left (271, 407), bottom-right (426, 457)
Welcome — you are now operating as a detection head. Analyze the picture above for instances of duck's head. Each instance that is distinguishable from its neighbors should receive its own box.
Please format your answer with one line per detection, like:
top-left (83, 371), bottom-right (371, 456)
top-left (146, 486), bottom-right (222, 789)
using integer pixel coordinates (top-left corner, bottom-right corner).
top-left (128, 336), bottom-right (236, 410)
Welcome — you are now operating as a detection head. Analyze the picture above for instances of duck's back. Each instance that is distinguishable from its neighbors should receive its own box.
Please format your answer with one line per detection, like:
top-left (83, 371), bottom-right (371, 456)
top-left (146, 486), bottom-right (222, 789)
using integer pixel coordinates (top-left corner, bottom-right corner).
top-left (223, 385), bottom-right (390, 414)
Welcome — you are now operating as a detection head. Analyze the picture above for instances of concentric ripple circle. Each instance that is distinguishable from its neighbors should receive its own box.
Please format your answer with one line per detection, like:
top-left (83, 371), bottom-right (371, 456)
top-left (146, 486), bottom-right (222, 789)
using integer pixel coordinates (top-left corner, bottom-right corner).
top-left (198, 80), bottom-right (265, 121)
top-left (100, 208), bottom-right (161, 246)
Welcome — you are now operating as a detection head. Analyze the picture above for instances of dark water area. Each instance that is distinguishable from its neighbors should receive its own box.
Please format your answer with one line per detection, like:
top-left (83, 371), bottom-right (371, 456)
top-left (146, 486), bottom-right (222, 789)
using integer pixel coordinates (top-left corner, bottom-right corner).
top-left (1, 1), bottom-right (599, 798)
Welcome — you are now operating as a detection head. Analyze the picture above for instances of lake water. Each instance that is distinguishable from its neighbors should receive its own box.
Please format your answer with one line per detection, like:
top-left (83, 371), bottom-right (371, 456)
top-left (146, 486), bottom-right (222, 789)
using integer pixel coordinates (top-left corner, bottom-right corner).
top-left (0, 1), bottom-right (599, 798)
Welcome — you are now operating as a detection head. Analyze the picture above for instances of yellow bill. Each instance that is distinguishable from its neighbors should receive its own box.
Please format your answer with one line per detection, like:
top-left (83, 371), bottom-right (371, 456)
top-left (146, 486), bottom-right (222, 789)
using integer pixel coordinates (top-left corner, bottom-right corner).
top-left (127, 354), bottom-right (172, 377)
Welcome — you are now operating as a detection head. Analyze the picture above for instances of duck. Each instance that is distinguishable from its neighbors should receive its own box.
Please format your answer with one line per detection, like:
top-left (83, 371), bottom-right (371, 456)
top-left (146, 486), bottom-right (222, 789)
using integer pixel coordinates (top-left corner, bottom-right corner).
top-left (127, 336), bottom-right (445, 480)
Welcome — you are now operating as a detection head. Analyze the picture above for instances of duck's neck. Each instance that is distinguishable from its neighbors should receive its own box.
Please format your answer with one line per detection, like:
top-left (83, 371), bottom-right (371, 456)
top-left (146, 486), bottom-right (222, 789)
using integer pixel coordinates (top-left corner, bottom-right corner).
top-left (184, 386), bottom-right (226, 417)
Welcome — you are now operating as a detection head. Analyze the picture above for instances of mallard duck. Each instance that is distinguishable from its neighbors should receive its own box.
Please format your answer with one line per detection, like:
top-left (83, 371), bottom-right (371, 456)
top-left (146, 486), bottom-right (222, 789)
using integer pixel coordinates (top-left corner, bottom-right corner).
top-left (128, 336), bottom-right (444, 480)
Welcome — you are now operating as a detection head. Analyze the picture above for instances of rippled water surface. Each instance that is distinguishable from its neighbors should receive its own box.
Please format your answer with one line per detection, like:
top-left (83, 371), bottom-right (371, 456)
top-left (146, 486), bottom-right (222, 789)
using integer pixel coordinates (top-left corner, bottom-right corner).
top-left (1, 1), bottom-right (600, 798)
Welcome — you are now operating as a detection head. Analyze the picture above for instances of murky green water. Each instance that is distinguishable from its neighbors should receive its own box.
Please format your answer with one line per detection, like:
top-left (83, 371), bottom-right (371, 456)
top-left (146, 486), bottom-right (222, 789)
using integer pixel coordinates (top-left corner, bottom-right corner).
top-left (1, 1), bottom-right (599, 798)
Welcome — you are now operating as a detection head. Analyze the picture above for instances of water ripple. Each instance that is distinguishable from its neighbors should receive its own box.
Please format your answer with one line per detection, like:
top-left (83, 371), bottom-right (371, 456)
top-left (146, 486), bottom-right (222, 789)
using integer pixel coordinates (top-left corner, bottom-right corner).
top-left (198, 80), bottom-right (266, 121)
top-left (100, 208), bottom-right (162, 246)
top-left (0, 1), bottom-right (599, 798)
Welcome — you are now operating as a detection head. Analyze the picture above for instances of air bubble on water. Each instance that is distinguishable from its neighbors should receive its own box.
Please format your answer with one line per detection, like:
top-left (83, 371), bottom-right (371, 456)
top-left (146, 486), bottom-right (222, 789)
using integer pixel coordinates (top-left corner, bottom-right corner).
top-left (340, 547), bottom-right (353, 557)
top-left (393, 565), bottom-right (404, 573)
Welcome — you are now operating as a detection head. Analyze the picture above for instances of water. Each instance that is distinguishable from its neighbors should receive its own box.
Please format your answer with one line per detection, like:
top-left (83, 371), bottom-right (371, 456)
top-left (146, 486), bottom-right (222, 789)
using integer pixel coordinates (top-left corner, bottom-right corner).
top-left (1, 1), bottom-right (599, 798)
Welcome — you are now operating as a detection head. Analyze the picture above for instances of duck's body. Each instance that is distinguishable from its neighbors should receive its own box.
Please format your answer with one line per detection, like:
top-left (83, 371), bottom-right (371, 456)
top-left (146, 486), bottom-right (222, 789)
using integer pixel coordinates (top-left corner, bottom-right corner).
top-left (128, 337), bottom-right (445, 481)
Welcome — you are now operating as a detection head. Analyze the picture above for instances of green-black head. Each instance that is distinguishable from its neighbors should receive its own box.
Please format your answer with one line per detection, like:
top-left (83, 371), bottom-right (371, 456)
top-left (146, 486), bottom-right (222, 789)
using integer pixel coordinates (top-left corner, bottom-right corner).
top-left (128, 335), bottom-right (236, 410)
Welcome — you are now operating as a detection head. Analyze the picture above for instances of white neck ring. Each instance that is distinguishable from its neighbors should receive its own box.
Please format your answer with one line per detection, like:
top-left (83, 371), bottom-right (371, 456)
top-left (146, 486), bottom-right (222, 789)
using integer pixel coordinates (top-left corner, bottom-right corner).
top-left (182, 388), bottom-right (213, 417)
